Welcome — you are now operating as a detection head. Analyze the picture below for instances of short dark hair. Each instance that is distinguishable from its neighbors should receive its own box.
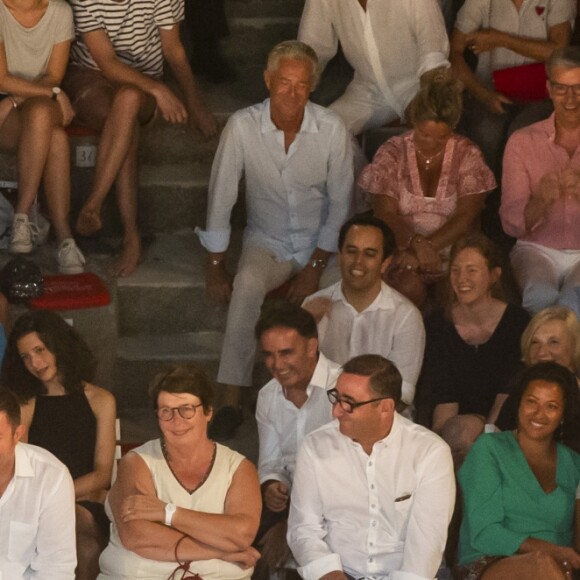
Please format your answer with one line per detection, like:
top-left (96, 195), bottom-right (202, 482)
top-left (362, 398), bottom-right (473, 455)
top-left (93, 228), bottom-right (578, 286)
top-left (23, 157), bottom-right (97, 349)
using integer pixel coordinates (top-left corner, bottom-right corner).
top-left (0, 387), bottom-right (21, 429)
top-left (547, 46), bottom-right (580, 79)
top-left (512, 362), bottom-right (579, 442)
top-left (342, 354), bottom-right (402, 404)
top-left (255, 300), bottom-right (318, 341)
top-left (338, 215), bottom-right (396, 260)
top-left (1, 310), bottom-right (97, 403)
top-left (148, 364), bottom-right (214, 414)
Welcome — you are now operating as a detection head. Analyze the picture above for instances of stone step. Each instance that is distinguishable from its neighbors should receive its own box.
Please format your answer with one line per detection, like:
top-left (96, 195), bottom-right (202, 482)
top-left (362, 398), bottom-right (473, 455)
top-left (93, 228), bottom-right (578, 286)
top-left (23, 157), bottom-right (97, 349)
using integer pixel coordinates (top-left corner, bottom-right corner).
top-left (116, 230), bottom-right (242, 336)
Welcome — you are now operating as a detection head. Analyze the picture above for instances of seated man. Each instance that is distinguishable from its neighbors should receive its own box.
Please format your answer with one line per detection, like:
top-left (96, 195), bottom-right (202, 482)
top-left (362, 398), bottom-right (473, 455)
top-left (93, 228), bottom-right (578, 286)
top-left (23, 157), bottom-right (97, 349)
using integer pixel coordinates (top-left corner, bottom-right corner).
top-left (303, 215), bottom-right (425, 412)
top-left (288, 355), bottom-right (455, 580)
top-left (297, 0), bottom-right (450, 136)
top-left (64, 0), bottom-right (217, 277)
top-left (500, 47), bottom-right (580, 317)
top-left (0, 388), bottom-right (76, 578)
top-left (254, 301), bottom-right (341, 573)
top-left (196, 41), bottom-right (353, 439)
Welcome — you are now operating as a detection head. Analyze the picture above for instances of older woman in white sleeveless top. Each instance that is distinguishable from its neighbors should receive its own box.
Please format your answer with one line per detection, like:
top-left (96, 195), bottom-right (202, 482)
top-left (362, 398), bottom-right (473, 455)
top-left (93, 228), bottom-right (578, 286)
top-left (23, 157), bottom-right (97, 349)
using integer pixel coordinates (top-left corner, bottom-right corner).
top-left (98, 364), bottom-right (261, 580)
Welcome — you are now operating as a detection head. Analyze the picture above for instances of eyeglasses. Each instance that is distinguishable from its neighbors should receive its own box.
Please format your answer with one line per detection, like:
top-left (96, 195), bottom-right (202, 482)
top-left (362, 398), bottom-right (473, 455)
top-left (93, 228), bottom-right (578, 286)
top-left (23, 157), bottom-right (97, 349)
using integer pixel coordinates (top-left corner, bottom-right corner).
top-left (549, 81), bottom-right (580, 97)
top-left (327, 388), bottom-right (390, 413)
top-left (157, 404), bottom-right (203, 421)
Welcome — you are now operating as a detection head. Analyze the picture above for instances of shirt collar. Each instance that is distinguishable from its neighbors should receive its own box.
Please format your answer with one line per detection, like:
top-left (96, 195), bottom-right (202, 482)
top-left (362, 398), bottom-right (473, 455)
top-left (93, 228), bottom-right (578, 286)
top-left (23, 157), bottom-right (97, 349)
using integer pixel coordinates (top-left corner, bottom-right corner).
top-left (309, 352), bottom-right (338, 391)
top-left (14, 443), bottom-right (34, 478)
top-left (260, 99), bottom-right (318, 135)
top-left (335, 281), bottom-right (396, 312)
top-left (542, 113), bottom-right (557, 143)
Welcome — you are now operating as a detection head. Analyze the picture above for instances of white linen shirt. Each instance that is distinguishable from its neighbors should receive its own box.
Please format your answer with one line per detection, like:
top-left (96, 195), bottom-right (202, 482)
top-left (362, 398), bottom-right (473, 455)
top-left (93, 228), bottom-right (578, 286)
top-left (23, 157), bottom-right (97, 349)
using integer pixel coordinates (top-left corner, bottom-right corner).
top-left (0, 443), bottom-right (76, 579)
top-left (196, 99), bottom-right (353, 266)
top-left (256, 352), bottom-right (341, 487)
top-left (298, 0), bottom-right (449, 118)
top-left (455, 0), bottom-right (575, 85)
top-left (303, 282), bottom-right (425, 406)
top-left (287, 415), bottom-right (455, 580)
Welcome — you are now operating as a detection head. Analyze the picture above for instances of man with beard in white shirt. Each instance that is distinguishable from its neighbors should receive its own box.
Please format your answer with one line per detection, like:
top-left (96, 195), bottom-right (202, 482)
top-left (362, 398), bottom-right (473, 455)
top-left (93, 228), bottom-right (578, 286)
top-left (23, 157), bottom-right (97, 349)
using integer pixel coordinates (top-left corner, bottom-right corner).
top-left (253, 301), bottom-right (341, 576)
top-left (303, 215), bottom-right (425, 414)
top-left (288, 355), bottom-right (455, 580)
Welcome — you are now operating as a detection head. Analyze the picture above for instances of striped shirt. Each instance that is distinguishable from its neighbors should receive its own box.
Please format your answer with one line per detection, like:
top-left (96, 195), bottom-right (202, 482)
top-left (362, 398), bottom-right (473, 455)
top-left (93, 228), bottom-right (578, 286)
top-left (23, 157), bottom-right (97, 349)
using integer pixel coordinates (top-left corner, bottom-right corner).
top-left (69, 0), bottom-right (184, 78)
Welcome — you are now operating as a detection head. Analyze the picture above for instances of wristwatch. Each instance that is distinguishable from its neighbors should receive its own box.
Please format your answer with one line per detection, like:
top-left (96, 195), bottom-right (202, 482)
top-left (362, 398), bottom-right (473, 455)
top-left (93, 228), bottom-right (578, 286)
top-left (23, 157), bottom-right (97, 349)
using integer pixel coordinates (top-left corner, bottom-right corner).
top-left (51, 87), bottom-right (61, 101)
top-left (164, 502), bottom-right (177, 526)
top-left (308, 258), bottom-right (327, 270)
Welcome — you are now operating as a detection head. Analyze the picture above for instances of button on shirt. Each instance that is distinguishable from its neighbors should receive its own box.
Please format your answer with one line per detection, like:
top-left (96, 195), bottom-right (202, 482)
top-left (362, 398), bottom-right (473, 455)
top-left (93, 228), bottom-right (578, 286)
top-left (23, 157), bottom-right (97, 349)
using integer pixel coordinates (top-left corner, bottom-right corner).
top-left (288, 415), bottom-right (455, 580)
top-left (0, 443), bottom-right (76, 579)
top-left (256, 352), bottom-right (341, 487)
top-left (501, 115), bottom-right (580, 249)
top-left (196, 99), bottom-right (353, 266)
top-left (298, 0), bottom-right (449, 118)
top-left (303, 282), bottom-right (425, 406)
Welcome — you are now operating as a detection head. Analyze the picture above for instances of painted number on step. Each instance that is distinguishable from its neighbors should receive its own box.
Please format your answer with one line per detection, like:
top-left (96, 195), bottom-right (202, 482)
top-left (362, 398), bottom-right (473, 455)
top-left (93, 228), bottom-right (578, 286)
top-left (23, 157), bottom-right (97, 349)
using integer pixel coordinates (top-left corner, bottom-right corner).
top-left (76, 145), bottom-right (97, 168)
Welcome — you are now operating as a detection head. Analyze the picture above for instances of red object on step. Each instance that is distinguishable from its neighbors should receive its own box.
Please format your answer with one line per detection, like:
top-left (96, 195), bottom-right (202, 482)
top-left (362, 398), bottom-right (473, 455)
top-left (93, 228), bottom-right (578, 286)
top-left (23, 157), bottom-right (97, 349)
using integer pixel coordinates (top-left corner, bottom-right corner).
top-left (29, 273), bottom-right (110, 310)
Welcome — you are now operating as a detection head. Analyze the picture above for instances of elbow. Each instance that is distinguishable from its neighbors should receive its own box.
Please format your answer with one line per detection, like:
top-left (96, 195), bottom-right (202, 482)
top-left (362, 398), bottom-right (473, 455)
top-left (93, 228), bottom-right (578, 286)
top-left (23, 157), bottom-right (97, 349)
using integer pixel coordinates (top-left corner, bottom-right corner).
top-left (228, 517), bottom-right (260, 551)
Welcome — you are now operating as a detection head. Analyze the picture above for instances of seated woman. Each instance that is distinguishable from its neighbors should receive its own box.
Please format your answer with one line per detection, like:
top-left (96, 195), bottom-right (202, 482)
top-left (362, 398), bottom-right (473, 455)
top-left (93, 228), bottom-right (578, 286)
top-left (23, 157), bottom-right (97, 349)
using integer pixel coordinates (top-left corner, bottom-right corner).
top-left (359, 74), bottom-right (496, 308)
top-left (98, 363), bottom-right (261, 579)
top-left (424, 234), bottom-right (530, 465)
top-left (451, 0), bottom-right (574, 177)
top-left (0, 0), bottom-right (84, 273)
top-left (1, 310), bottom-right (116, 579)
top-left (456, 362), bottom-right (580, 580)
top-left (497, 307), bottom-right (580, 452)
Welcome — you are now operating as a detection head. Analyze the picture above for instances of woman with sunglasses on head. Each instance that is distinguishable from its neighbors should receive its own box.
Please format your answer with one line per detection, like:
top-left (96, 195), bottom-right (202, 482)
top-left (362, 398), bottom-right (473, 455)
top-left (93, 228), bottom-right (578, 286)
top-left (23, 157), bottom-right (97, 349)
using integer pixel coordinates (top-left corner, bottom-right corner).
top-left (1, 309), bottom-right (116, 579)
top-left (456, 362), bottom-right (580, 580)
top-left (98, 363), bottom-right (261, 579)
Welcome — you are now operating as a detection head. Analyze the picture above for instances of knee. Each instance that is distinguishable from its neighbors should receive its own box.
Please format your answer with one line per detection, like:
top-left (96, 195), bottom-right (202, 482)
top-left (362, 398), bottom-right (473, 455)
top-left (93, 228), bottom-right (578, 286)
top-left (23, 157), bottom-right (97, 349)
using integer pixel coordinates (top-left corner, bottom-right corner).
top-left (232, 268), bottom-right (268, 299)
top-left (440, 415), bottom-right (484, 466)
top-left (20, 97), bottom-right (58, 128)
top-left (558, 287), bottom-right (580, 319)
top-left (112, 85), bottom-right (147, 116)
top-left (529, 551), bottom-right (563, 577)
top-left (521, 281), bottom-right (560, 314)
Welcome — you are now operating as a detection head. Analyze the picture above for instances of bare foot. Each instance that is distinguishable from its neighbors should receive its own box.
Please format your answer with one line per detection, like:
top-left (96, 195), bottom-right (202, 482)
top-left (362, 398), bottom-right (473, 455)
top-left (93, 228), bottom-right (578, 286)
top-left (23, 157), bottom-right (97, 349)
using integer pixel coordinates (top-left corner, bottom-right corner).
top-left (109, 234), bottom-right (141, 277)
top-left (75, 206), bottom-right (103, 237)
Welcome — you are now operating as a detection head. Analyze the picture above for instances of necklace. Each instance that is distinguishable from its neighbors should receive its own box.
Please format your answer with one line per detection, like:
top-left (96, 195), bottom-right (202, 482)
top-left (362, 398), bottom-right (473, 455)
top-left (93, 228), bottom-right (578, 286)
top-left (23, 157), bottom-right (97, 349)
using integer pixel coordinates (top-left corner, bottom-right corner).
top-left (161, 439), bottom-right (217, 495)
top-left (415, 146), bottom-right (444, 170)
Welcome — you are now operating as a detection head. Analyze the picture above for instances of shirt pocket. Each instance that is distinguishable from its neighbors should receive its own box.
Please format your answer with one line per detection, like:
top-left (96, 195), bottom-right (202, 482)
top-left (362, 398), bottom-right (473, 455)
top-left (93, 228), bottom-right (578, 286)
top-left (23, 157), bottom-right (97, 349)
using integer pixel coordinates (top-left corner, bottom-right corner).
top-left (393, 494), bottom-right (413, 537)
top-left (8, 520), bottom-right (37, 563)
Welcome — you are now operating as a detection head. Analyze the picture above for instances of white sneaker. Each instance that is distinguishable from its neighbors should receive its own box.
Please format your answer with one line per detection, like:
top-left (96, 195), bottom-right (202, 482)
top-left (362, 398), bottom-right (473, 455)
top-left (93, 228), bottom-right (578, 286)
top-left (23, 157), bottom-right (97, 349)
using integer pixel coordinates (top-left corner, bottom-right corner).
top-left (57, 238), bottom-right (85, 274)
top-left (10, 213), bottom-right (33, 254)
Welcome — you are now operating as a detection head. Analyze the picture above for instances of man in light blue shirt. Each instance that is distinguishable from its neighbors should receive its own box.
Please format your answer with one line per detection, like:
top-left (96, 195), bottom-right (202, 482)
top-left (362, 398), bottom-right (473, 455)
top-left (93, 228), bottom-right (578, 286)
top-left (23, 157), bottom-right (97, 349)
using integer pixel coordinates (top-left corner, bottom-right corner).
top-left (196, 40), bottom-right (353, 439)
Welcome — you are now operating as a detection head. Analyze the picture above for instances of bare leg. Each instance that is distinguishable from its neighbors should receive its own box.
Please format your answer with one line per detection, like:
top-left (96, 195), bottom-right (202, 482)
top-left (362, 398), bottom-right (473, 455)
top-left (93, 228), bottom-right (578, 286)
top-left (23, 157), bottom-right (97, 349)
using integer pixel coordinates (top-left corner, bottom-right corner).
top-left (110, 119), bottom-right (141, 277)
top-left (75, 504), bottom-right (105, 580)
top-left (440, 414), bottom-right (485, 468)
top-left (15, 97), bottom-right (63, 215)
top-left (75, 85), bottom-right (154, 239)
top-left (42, 126), bottom-right (73, 244)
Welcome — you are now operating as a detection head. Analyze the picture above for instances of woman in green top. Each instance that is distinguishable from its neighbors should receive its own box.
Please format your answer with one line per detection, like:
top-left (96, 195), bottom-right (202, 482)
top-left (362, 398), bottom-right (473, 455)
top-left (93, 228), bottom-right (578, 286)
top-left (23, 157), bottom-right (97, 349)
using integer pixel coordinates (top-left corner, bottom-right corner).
top-left (456, 362), bottom-right (580, 579)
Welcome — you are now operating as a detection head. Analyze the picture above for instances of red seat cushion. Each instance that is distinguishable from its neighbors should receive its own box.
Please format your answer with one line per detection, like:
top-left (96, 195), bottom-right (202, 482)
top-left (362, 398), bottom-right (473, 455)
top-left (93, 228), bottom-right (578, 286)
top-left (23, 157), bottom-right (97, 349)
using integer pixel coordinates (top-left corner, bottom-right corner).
top-left (29, 272), bottom-right (110, 310)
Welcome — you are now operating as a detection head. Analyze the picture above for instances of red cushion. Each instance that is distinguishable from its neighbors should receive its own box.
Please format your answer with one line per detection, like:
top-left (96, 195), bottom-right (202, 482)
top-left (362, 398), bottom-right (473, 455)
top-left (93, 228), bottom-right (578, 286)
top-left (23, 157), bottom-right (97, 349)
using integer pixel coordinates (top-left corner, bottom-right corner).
top-left (29, 273), bottom-right (110, 310)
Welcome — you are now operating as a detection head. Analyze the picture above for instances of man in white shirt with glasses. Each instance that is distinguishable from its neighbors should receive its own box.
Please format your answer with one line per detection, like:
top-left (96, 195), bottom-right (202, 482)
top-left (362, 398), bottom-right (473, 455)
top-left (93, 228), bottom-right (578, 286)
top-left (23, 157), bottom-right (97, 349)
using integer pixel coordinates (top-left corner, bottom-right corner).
top-left (288, 355), bottom-right (455, 580)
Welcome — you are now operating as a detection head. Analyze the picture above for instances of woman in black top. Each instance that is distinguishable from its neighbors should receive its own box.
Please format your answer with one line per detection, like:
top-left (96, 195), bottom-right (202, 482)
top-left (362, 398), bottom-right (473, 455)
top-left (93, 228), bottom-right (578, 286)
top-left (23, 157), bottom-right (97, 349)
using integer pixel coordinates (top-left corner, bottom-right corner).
top-left (2, 310), bottom-right (116, 579)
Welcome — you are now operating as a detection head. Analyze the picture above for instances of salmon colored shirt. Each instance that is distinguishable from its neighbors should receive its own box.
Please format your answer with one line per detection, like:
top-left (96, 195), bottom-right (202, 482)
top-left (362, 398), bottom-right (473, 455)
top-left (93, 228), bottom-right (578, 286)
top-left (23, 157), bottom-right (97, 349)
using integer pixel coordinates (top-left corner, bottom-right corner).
top-left (501, 114), bottom-right (580, 249)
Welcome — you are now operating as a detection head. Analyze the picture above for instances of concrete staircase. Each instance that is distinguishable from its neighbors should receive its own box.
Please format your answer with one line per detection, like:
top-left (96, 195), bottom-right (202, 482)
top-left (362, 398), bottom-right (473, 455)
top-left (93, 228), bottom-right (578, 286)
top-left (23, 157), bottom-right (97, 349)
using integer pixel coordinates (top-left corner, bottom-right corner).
top-left (0, 0), bottom-right (403, 454)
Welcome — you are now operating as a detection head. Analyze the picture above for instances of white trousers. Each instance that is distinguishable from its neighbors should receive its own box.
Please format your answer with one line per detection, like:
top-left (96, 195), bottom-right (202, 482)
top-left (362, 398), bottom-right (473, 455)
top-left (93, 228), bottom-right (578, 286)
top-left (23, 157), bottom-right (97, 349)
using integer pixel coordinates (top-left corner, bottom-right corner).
top-left (217, 244), bottom-right (340, 387)
top-left (510, 240), bottom-right (580, 317)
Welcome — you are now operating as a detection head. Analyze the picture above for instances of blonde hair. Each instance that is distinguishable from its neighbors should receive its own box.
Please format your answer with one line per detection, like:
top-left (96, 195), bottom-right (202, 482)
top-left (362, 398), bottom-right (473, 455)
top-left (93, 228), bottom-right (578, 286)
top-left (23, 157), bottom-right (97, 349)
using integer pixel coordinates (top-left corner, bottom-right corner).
top-left (266, 40), bottom-right (320, 89)
top-left (521, 307), bottom-right (580, 373)
top-left (407, 70), bottom-right (463, 129)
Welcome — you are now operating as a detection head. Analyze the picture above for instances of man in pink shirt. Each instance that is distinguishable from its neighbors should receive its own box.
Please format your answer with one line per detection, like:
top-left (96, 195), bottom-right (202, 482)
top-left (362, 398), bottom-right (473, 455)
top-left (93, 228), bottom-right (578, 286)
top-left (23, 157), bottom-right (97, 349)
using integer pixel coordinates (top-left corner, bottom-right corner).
top-left (501, 47), bottom-right (580, 317)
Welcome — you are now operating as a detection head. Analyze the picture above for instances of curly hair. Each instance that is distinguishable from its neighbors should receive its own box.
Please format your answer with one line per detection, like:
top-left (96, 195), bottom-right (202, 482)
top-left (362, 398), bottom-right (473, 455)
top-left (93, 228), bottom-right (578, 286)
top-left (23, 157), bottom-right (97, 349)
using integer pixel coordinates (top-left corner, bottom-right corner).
top-left (1, 310), bottom-right (97, 403)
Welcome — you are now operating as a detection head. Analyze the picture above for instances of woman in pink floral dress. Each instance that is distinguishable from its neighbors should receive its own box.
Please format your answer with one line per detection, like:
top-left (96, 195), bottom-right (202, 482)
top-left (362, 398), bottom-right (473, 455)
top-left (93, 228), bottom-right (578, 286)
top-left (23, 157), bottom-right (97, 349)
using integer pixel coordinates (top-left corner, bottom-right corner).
top-left (359, 74), bottom-right (497, 308)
